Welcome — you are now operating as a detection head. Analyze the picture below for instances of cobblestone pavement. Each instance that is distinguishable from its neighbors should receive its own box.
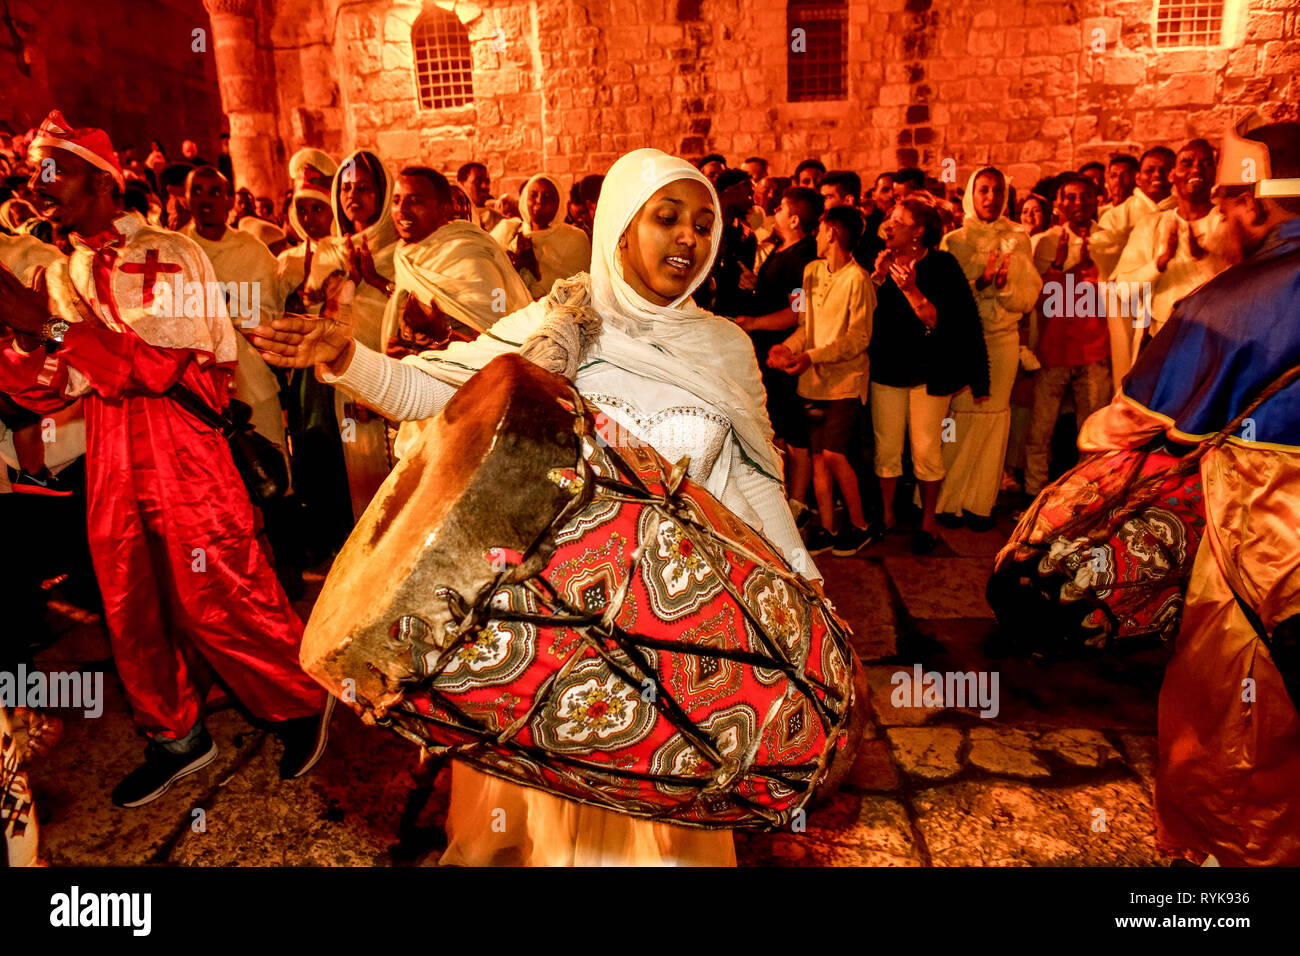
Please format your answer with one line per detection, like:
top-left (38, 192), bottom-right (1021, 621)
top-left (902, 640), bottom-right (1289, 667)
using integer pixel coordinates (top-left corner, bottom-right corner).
top-left (28, 513), bottom-right (1169, 866)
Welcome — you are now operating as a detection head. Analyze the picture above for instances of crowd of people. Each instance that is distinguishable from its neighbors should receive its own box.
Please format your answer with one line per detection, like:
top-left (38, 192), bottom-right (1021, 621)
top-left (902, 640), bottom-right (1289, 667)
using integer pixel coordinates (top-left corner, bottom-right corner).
top-left (1, 106), bottom-right (1295, 869)
top-left (1, 123), bottom-right (1230, 564)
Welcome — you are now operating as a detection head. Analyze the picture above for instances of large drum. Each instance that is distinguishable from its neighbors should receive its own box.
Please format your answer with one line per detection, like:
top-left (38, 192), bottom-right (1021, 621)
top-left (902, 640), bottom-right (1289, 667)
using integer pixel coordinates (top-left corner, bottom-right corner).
top-left (302, 354), bottom-right (866, 829)
top-left (988, 442), bottom-right (1206, 653)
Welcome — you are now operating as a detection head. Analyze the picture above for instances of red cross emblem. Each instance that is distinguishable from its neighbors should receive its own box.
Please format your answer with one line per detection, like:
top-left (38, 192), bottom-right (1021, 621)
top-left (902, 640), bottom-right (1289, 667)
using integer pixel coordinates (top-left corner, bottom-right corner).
top-left (120, 249), bottom-right (182, 307)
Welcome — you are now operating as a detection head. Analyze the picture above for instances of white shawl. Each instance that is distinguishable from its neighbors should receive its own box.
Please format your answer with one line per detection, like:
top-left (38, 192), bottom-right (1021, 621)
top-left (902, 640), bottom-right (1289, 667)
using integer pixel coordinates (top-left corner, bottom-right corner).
top-left (400, 148), bottom-right (784, 483)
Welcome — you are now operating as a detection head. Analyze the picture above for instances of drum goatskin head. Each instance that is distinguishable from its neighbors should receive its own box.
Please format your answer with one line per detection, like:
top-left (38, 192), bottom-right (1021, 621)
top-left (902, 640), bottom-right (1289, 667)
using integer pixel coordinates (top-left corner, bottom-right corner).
top-left (300, 353), bottom-right (577, 711)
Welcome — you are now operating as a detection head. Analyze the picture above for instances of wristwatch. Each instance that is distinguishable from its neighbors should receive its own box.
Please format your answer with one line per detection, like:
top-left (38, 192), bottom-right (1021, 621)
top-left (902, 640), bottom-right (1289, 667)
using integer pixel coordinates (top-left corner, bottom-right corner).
top-left (41, 317), bottom-right (70, 349)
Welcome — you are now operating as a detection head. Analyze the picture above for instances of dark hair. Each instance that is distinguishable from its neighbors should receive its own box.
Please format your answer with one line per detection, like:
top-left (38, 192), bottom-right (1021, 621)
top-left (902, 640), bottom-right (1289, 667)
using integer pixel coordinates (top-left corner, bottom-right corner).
top-left (1079, 161), bottom-right (1105, 176)
top-left (1021, 192), bottom-right (1049, 213)
top-left (697, 153), bottom-right (727, 169)
top-left (399, 165), bottom-right (452, 206)
top-left (1139, 146), bottom-right (1176, 166)
top-left (1109, 153), bottom-right (1139, 171)
top-left (874, 171), bottom-right (895, 186)
top-left (456, 161), bottom-right (487, 182)
top-left (1179, 137), bottom-right (1216, 158)
top-left (781, 185), bottom-right (824, 235)
top-left (1030, 175), bottom-right (1061, 203)
top-left (1055, 171), bottom-right (1097, 199)
top-left (743, 156), bottom-right (768, 169)
top-left (714, 168), bottom-right (750, 193)
top-left (579, 174), bottom-right (604, 204)
top-left (893, 166), bottom-right (925, 190)
top-left (895, 197), bottom-right (943, 249)
top-left (160, 162), bottom-right (194, 190)
top-left (123, 183), bottom-right (149, 216)
top-left (821, 169), bottom-right (861, 201)
top-left (821, 205), bottom-right (864, 248)
top-left (794, 158), bottom-right (826, 178)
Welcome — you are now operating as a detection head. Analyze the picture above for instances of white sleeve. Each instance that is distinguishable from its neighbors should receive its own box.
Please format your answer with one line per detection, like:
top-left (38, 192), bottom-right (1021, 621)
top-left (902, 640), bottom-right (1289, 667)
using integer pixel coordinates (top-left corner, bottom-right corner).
top-left (320, 341), bottom-right (457, 421)
top-left (730, 449), bottom-right (821, 582)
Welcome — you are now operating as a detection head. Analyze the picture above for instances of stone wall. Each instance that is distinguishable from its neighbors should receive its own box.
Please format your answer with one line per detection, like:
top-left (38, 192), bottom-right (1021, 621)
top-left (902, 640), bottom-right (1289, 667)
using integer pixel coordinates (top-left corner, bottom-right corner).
top-left (1, 0), bottom-right (224, 161)
top-left (239, 0), bottom-right (1297, 195)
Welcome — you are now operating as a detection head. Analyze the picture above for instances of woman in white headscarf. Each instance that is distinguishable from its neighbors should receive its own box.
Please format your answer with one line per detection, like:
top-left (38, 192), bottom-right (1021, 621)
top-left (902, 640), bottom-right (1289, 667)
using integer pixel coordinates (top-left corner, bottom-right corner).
top-left (491, 173), bottom-right (593, 298)
top-left (253, 148), bottom-right (815, 866)
top-left (934, 167), bottom-right (1042, 530)
top-left (302, 150), bottom-right (400, 521)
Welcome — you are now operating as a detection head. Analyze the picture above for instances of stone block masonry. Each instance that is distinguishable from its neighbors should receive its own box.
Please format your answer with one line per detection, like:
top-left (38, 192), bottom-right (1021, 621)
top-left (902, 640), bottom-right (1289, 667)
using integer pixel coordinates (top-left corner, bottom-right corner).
top-left (208, 0), bottom-right (1294, 196)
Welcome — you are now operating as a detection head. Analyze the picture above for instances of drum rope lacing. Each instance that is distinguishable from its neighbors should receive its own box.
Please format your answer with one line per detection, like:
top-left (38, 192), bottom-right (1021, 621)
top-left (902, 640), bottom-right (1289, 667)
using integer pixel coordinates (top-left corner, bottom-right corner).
top-left (1006, 362), bottom-right (1300, 644)
top-left (373, 384), bottom-right (860, 829)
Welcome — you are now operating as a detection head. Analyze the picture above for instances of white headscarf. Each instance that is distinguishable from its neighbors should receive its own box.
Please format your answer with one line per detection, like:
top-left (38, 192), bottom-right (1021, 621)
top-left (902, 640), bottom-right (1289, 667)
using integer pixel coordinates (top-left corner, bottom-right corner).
top-left (519, 173), bottom-right (563, 233)
top-left (589, 148), bottom-right (721, 335)
top-left (404, 147), bottom-right (784, 482)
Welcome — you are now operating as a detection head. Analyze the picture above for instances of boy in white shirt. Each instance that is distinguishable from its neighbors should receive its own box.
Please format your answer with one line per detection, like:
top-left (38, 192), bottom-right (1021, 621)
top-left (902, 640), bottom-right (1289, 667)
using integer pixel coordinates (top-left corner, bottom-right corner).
top-left (768, 206), bottom-right (877, 556)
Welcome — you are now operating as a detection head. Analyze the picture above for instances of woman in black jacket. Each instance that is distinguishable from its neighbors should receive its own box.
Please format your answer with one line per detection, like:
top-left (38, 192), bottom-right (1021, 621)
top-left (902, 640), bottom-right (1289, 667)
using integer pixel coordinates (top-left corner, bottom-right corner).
top-left (868, 197), bottom-right (989, 553)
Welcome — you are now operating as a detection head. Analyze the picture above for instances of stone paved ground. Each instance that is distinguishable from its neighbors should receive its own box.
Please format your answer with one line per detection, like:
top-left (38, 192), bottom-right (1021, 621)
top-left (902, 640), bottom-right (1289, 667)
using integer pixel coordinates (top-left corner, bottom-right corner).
top-left (27, 513), bottom-right (1170, 867)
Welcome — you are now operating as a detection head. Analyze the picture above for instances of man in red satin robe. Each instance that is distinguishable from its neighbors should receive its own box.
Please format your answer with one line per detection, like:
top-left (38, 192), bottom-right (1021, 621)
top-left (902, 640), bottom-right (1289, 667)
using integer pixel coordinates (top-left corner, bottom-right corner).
top-left (0, 111), bottom-right (331, 808)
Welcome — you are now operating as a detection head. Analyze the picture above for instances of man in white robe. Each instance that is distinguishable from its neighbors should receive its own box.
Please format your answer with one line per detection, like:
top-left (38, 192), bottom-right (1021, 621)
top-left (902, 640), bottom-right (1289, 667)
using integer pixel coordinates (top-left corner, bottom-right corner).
top-left (1090, 147), bottom-right (1176, 386)
top-left (179, 167), bottom-right (287, 453)
top-left (380, 166), bottom-right (531, 361)
top-left (1111, 139), bottom-right (1229, 379)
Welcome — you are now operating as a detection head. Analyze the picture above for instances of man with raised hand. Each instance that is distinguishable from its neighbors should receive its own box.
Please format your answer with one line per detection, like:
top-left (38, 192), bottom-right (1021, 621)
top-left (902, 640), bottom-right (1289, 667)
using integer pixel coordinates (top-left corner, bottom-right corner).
top-left (1111, 139), bottom-right (1229, 376)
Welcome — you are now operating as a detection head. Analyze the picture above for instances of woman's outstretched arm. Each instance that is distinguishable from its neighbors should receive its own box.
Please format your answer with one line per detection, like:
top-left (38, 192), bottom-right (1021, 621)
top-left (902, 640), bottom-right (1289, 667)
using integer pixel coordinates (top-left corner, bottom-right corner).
top-left (250, 306), bottom-right (457, 422)
top-left (320, 341), bottom-right (457, 422)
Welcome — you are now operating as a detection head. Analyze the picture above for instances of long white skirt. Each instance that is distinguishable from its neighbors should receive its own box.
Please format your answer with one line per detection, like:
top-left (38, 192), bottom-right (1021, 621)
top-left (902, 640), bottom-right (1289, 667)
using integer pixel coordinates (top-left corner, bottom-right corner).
top-left (440, 762), bottom-right (736, 867)
top-left (936, 327), bottom-right (1020, 517)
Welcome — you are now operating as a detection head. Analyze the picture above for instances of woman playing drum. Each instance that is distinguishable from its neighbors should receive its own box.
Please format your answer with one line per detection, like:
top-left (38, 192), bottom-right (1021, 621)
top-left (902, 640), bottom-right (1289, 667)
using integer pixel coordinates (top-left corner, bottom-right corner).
top-left (252, 148), bottom-right (816, 866)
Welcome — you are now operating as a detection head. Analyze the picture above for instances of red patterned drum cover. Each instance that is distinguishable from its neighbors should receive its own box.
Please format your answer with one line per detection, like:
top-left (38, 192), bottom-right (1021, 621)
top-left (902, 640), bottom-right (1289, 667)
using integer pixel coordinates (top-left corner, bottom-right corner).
top-left (989, 444), bottom-right (1206, 650)
top-left (301, 354), bottom-right (867, 829)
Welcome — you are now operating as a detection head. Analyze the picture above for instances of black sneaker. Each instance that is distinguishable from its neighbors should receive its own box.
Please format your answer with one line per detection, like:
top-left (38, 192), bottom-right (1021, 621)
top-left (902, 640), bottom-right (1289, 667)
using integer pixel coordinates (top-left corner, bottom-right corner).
top-left (8, 466), bottom-right (73, 497)
top-left (111, 729), bottom-right (218, 808)
top-left (831, 522), bottom-right (875, 556)
top-left (963, 511), bottom-right (997, 533)
top-left (910, 530), bottom-right (940, 555)
top-left (806, 525), bottom-right (836, 555)
top-left (276, 696), bottom-right (335, 779)
top-left (935, 511), bottom-right (965, 529)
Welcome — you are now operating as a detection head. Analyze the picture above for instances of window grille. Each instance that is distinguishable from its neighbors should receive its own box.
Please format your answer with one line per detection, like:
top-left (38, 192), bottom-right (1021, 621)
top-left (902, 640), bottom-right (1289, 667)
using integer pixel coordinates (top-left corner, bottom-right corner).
top-left (1154, 0), bottom-right (1225, 48)
top-left (412, 9), bottom-right (474, 109)
top-left (787, 0), bottom-right (847, 102)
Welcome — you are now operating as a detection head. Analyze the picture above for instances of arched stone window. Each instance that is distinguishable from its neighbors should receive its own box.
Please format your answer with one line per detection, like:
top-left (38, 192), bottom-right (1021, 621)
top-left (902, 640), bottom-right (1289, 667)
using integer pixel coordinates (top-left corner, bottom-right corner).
top-left (1153, 0), bottom-right (1226, 47)
top-left (787, 0), bottom-right (847, 102)
top-left (412, 7), bottom-right (474, 109)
